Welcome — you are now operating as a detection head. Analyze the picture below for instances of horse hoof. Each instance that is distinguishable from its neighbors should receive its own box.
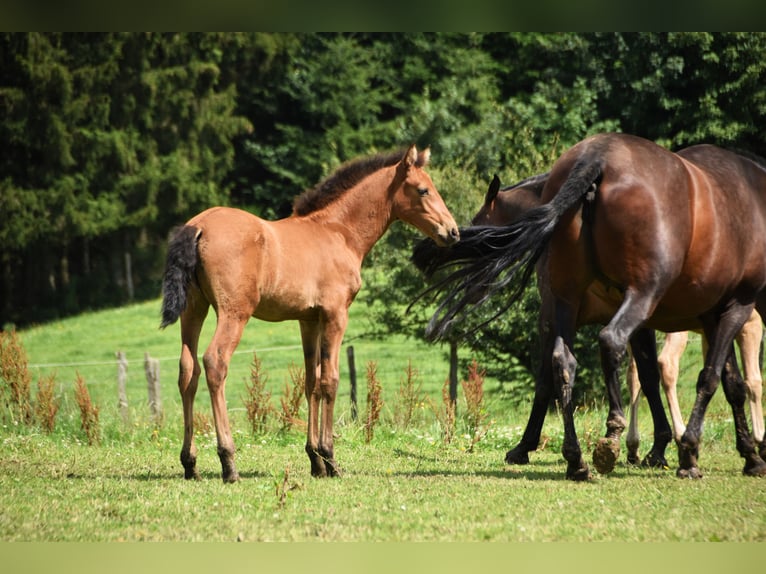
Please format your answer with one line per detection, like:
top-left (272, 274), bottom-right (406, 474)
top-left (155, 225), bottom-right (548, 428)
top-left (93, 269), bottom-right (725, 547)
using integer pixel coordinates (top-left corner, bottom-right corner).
top-left (184, 467), bottom-right (200, 480)
top-left (593, 438), bottom-right (620, 474)
top-left (326, 460), bottom-right (343, 478)
top-left (222, 471), bottom-right (240, 484)
top-left (627, 451), bottom-right (640, 466)
top-left (742, 458), bottom-right (766, 477)
top-left (505, 448), bottom-right (530, 465)
top-left (641, 452), bottom-right (669, 469)
top-left (566, 465), bottom-right (592, 482)
top-left (676, 466), bottom-right (703, 479)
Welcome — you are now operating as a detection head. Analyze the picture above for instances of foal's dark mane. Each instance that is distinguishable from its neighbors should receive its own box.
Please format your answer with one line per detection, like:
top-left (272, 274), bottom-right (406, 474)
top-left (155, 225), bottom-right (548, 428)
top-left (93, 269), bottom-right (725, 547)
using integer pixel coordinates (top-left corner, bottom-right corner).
top-left (292, 149), bottom-right (406, 216)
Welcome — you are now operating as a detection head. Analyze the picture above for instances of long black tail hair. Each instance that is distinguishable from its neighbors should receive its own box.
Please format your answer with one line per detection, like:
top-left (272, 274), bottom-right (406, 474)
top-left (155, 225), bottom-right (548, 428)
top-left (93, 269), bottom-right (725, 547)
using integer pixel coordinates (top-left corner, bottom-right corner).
top-left (160, 225), bottom-right (201, 329)
top-left (412, 159), bottom-right (602, 341)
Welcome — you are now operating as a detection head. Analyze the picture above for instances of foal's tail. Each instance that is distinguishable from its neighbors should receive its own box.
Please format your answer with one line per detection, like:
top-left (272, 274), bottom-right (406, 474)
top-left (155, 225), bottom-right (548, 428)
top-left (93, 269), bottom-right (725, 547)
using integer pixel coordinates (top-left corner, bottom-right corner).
top-left (412, 159), bottom-right (602, 341)
top-left (160, 225), bottom-right (202, 329)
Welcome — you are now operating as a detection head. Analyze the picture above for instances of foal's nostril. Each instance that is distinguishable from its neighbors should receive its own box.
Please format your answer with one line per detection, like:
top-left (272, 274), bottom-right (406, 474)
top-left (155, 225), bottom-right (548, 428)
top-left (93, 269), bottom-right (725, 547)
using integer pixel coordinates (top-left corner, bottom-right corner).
top-left (450, 227), bottom-right (460, 240)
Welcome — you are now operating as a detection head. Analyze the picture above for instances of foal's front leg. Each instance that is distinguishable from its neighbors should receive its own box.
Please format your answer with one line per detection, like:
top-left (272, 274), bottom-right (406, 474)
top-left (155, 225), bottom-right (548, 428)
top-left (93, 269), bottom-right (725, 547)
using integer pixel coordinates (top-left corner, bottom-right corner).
top-left (315, 311), bottom-right (348, 478)
top-left (300, 320), bottom-right (327, 477)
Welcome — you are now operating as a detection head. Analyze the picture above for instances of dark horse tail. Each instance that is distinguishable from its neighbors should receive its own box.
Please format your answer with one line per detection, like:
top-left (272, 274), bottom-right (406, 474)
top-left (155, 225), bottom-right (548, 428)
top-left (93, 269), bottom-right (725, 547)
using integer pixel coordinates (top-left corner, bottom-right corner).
top-left (412, 159), bottom-right (602, 341)
top-left (160, 225), bottom-right (202, 329)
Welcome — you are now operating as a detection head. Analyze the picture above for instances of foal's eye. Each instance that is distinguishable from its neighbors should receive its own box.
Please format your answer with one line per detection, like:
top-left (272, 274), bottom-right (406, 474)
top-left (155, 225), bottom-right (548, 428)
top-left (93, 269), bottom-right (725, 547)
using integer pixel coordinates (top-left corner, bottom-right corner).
top-left (417, 187), bottom-right (429, 197)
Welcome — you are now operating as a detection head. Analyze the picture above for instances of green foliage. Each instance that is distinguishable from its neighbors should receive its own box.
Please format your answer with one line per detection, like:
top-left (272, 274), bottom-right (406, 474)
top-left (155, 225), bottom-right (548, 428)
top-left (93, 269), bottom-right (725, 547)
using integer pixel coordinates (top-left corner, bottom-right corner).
top-left (5, 32), bottom-right (766, 408)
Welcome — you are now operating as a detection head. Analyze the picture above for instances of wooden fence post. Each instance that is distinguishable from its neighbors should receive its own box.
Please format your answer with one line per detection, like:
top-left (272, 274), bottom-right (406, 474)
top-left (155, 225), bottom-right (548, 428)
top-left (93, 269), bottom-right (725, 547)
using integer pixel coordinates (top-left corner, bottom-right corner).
top-left (116, 350), bottom-right (129, 423)
top-left (144, 352), bottom-right (163, 425)
top-left (347, 345), bottom-right (358, 421)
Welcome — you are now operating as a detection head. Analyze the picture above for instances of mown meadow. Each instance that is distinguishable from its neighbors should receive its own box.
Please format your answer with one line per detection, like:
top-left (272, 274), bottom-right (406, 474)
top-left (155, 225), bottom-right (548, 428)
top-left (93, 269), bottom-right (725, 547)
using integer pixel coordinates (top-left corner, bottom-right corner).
top-left (1, 298), bottom-right (765, 543)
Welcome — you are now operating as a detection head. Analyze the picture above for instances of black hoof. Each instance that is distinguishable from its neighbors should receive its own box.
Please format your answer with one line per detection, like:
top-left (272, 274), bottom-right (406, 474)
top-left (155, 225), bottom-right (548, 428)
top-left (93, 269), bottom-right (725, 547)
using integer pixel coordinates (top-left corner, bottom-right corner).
top-left (641, 451), bottom-right (669, 469)
top-left (742, 457), bottom-right (766, 477)
top-left (505, 447), bottom-right (530, 465)
top-left (566, 461), bottom-right (592, 481)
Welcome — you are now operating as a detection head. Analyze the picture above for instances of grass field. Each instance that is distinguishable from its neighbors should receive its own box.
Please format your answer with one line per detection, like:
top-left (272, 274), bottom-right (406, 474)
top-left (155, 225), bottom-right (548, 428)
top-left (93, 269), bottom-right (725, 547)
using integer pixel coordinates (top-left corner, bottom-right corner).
top-left (2, 298), bottom-right (765, 542)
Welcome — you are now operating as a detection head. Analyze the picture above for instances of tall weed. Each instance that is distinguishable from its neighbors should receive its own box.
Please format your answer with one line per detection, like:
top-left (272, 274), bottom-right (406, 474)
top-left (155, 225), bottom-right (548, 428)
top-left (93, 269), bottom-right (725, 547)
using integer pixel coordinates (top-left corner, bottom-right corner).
top-left (35, 373), bottom-right (59, 433)
top-left (434, 378), bottom-right (456, 445)
top-left (280, 364), bottom-right (305, 430)
top-left (461, 359), bottom-right (490, 452)
top-left (0, 329), bottom-right (33, 425)
top-left (243, 353), bottom-right (273, 435)
top-left (364, 361), bottom-right (383, 443)
top-left (394, 360), bottom-right (426, 430)
top-left (74, 372), bottom-right (100, 446)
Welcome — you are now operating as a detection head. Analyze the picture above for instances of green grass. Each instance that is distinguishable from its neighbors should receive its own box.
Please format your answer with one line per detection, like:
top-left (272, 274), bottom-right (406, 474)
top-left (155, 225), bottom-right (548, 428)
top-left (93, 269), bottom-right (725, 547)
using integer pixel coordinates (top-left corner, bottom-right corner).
top-left (3, 299), bottom-right (765, 542)
top-left (2, 419), bottom-right (765, 542)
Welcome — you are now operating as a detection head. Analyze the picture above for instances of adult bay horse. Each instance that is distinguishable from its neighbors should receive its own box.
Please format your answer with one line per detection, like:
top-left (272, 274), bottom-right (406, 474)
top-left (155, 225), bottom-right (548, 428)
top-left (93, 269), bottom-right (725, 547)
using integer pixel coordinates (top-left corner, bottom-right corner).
top-left (471, 172), bottom-right (765, 470)
top-left (415, 133), bottom-right (766, 480)
top-left (470, 172), bottom-right (672, 471)
top-left (160, 145), bottom-right (459, 482)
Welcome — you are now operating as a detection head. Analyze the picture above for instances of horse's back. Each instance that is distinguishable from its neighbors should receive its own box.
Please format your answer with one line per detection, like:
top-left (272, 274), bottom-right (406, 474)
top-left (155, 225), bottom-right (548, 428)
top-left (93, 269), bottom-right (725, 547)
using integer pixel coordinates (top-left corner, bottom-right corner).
top-left (545, 133), bottom-right (766, 329)
top-left (545, 134), bottom-right (693, 307)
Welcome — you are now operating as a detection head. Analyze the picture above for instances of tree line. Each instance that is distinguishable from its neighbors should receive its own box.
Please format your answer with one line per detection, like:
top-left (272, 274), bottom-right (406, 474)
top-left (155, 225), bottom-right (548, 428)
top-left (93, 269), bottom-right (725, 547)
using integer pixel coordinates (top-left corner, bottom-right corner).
top-left (2, 32), bottom-right (766, 398)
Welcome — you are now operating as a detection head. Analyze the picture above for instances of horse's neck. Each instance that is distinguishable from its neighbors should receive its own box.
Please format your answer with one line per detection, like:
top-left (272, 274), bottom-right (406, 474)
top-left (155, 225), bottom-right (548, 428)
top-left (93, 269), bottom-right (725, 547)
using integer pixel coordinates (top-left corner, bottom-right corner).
top-left (307, 171), bottom-right (396, 259)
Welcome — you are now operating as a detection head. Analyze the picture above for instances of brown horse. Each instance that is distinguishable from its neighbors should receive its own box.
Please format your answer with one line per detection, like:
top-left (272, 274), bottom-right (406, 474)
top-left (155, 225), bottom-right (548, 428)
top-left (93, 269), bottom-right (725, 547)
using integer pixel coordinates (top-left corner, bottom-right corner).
top-left (160, 145), bottom-right (459, 482)
top-left (471, 172), bottom-right (673, 470)
top-left (415, 133), bottom-right (766, 480)
top-left (473, 172), bottom-right (765, 469)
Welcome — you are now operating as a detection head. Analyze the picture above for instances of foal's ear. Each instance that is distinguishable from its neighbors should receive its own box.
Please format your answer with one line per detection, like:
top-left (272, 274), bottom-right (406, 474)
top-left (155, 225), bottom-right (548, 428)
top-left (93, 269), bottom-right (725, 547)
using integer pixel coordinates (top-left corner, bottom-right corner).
top-left (404, 144), bottom-right (418, 167)
top-left (486, 174), bottom-right (501, 203)
top-left (416, 146), bottom-right (431, 168)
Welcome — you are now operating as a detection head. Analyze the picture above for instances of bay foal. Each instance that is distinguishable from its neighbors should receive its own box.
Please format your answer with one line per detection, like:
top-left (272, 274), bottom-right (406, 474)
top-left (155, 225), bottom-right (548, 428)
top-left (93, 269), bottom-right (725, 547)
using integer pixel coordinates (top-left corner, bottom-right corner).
top-left (161, 146), bottom-right (459, 482)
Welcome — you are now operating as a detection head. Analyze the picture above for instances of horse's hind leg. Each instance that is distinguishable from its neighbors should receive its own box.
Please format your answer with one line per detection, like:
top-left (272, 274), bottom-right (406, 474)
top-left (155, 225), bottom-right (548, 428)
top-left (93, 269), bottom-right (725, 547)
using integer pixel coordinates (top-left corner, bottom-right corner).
top-left (678, 306), bottom-right (763, 478)
top-left (720, 346), bottom-right (766, 477)
top-left (593, 291), bottom-right (657, 475)
top-left (178, 288), bottom-right (209, 480)
top-left (629, 328), bottom-right (672, 468)
top-left (203, 311), bottom-right (248, 483)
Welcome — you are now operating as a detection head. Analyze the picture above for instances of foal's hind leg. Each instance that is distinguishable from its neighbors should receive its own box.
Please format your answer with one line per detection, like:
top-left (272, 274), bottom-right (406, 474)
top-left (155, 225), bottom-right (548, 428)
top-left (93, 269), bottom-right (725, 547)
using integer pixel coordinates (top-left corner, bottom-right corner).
top-left (178, 289), bottom-right (209, 480)
top-left (657, 331), bottom-right (689, 444)
top-left (735, 311), bottom-right (764, 447)
top-left (625, 348), bottom-right (641, 465)
top-left (203, 311), bottom-right (248, 483)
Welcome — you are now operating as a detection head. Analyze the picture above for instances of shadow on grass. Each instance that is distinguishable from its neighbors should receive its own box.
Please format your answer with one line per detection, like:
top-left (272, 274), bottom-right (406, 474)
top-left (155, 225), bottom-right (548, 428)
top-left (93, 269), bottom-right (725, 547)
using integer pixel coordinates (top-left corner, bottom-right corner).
top-left (380, 446), bottom-right (666, 482)
top-left (58, 469), bottom-right (270, 481)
